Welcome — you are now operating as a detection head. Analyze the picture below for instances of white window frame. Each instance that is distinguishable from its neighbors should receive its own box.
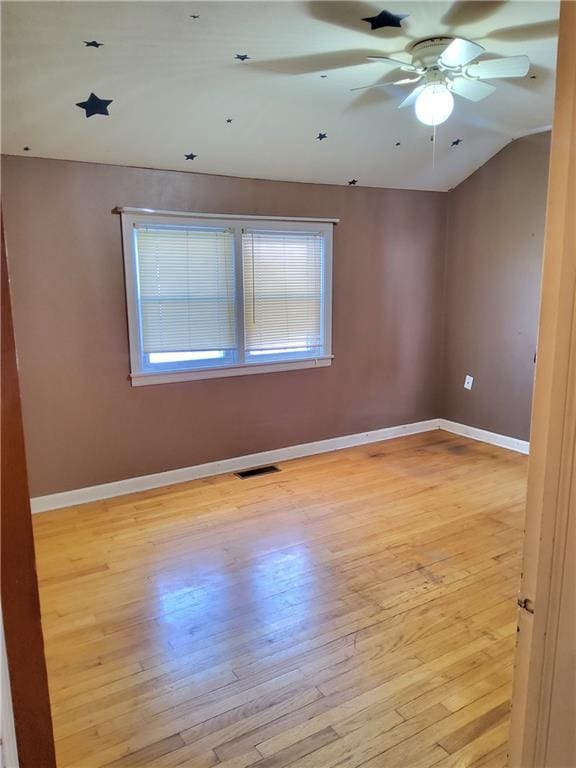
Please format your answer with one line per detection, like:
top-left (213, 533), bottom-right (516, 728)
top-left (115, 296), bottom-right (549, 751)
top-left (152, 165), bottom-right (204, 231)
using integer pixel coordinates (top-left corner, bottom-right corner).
top-left (119, 208), bottom-right (337, 386)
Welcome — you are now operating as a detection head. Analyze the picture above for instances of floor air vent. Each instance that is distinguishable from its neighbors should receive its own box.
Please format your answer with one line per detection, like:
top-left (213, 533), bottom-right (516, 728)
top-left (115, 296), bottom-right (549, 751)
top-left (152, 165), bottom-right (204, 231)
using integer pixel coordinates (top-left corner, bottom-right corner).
top-left (235, 465), bottom-right (280, 479)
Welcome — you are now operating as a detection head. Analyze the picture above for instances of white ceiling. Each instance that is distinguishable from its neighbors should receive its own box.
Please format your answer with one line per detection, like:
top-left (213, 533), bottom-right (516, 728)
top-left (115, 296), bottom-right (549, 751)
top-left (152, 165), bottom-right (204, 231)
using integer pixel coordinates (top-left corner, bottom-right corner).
top-left (1, 1), bottom-right (558, 191)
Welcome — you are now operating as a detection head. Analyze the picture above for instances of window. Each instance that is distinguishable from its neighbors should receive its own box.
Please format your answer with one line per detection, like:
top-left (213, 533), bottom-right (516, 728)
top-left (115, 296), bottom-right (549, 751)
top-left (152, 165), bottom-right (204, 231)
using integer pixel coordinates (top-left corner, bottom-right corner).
top-left (120, 209), bottom-right (334, 385)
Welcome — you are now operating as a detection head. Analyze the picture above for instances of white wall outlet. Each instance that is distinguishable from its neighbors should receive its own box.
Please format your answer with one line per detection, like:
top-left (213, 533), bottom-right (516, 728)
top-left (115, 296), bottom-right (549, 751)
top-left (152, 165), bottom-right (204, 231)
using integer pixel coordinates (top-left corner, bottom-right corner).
top-left (464, 374), bottom-right (474, 390)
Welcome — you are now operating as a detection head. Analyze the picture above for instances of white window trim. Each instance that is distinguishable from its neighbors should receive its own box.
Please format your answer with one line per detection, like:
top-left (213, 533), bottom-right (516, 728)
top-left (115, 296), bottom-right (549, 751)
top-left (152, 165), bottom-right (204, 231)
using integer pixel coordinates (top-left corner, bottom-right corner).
top-left (119, 209), bottom-right (335, 386)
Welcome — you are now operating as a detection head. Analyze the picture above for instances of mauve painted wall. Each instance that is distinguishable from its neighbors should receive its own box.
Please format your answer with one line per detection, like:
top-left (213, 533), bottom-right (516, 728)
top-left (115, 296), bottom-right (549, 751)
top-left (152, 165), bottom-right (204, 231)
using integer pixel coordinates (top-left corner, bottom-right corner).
top-left (2, 156), bottom-right (447, 496)
top-left (442, 132), bottom-right (551, 442)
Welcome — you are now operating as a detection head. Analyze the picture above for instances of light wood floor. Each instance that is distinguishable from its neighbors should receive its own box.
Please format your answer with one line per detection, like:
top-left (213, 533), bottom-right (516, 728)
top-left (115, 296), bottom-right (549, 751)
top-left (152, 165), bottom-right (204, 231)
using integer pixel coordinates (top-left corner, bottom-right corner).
top-left (33, 431), bottom-right (527, 768)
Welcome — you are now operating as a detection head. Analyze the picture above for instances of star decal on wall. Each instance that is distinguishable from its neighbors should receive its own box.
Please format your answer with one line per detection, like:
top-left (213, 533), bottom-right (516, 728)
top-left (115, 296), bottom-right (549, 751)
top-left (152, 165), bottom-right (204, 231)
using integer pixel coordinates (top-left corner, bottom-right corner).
top-left (190, 14), bottom-right (200, 19)
top-left (348, 179), bottom-right (358, 185)
top-left (226, 118), bottom-right (233, 123)
top-left (320, 74), bottom-right (328, 78)
top-left (395, 141), bottom-right (401, 147)
top-left (23, 146), bottom-right (30, 151)
top-left (76, 93), bottom-right (113, 117)
top-left (362, 10), bottom-right (408, 30)
top-left (235, 54), bottom-right (251, 61)
top-left (185, 152), bottom-right (198, 160)
top-left (84, 40), bottom-right (103, 48)
top-left (451, 138), bottom-right (463, 147)
top-left (316, 132), bottom-right (327, 141)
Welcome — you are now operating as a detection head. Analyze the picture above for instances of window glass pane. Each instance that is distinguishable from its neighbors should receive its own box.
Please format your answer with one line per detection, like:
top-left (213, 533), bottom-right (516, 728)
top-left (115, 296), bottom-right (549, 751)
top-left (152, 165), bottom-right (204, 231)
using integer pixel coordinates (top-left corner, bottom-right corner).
top-left (135, 225), bottom-right (236, 356)
top-left (242, 229), bottom-right (324, 358)
top-left (148, 351), bottom-right (225, 364)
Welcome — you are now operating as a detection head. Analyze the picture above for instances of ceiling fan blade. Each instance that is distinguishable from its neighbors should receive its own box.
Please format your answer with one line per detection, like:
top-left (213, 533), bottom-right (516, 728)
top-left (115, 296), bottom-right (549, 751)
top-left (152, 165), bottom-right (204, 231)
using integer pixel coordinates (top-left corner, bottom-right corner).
top-left (252, 49), bottom-right (389, 74)
top-left (449, 77), bottom-right (497, 102)
top-left (392, 76), bottom-right (423, 85)
top-left (441, 1), bottom-right (507, 27)
top-left (305, 2), bottom-right (384, 34)
top-left (440, 38), bottom-right (485, 68)
top-left (398, 85), bottom-right (426, 109)
top-left (351, 76), bottom-right (421, 91)
top-left (465, 55), bottom-right (530, 80)
top-left (487, 20), bottom-right (558, 42)
top-left (367, 56), bottom-right (419, 72)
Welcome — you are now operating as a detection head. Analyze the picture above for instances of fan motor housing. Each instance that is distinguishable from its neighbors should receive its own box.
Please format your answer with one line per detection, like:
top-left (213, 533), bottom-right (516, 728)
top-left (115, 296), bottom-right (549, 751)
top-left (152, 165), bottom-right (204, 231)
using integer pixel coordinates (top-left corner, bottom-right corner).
top-left (409, 36), bottom-right (456, 69)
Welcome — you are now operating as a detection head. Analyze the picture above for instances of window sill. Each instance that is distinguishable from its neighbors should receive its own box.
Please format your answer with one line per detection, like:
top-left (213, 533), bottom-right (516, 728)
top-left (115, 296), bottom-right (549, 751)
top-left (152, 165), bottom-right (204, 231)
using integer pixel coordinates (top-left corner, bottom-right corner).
top-left (130, 356), bottom-right (333, 386)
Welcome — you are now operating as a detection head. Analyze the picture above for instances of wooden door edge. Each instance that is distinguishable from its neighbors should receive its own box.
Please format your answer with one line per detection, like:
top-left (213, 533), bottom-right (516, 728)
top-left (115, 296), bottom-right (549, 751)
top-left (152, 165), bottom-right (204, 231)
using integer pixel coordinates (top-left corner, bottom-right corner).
top-left (508, 2), bottom-right (576, 765)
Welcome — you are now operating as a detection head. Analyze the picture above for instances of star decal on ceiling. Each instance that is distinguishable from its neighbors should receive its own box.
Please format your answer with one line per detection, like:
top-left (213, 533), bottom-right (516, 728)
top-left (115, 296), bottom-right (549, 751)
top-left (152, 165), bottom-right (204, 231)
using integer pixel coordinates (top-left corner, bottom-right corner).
top-left (362, 10), bottom-right (408, 30)
top-left (226, 118), bottom-right (233, 123)
top-left (76, 93), bottom-right (113, 117)
top-left (451, 138), bottom-right (463, 147)
top-left (185, 152), bottom-right (198, 160)
top-left (348, 179), bottom-right (358, 185)
top-left (395, 141), bottom-right (401, 147)
top-left (235, 54), bottom-right (251, 61)
top-left (84, 40), bottom-right (104, 48)
top-left (320, 74), bottom-right (328, 78)
top-left (316, 132), bottom-right (327, 141)
top-left (190, 14), bottom-right (200, 19)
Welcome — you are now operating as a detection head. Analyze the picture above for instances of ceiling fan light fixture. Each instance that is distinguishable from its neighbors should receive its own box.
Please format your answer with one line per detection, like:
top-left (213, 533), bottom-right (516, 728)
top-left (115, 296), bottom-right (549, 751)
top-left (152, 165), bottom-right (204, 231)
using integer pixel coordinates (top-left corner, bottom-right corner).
top-left (414, 82), bottom-right (454, 126)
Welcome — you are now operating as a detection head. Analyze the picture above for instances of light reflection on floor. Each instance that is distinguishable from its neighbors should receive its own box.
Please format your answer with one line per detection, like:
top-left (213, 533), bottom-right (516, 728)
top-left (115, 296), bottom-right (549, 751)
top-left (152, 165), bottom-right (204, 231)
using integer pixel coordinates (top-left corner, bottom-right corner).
top-left (152, 544), bottom-right (314, 660)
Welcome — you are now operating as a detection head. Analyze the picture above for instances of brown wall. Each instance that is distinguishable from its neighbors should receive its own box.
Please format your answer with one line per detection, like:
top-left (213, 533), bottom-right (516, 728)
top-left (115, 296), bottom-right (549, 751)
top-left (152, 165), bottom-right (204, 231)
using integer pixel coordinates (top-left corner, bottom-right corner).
top-left (3, 136), bottom-right (550, 497)
top-left (442, 132), bottom-right (551, 442)
top-left (2, 156), bottom-right (447, 496)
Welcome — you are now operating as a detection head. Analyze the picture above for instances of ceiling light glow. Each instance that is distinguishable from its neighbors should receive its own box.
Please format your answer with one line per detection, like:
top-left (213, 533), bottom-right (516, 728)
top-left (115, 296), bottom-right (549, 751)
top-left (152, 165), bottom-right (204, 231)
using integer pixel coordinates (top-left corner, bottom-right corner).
top-left (414, 82), bottom-right (454, 126)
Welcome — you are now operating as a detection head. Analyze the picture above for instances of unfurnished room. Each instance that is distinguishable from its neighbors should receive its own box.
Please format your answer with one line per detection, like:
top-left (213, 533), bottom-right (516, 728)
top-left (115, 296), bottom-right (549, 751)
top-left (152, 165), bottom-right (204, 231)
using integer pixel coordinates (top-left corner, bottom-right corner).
top-left (1, 3), bottom-right (575, 768)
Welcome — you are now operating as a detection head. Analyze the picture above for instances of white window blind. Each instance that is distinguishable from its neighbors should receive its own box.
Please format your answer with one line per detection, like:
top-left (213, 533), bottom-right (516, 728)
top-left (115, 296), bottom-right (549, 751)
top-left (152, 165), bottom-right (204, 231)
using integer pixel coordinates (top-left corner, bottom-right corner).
top-left (134, 224), bottom-right (236, 355)
top-left (242, 229), bottom-right (324, 359)
top-left (121, 211), bottom-right (334, 385)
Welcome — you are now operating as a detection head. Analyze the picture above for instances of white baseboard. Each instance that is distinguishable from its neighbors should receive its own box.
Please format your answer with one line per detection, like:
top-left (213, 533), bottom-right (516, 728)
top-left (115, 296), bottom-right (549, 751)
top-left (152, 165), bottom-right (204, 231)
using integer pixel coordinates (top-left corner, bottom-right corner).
top-left (30, 418), bottom-right (529, 514)
top-left (30, 419), bottom-right (440, 513)
top-left (438, 419), bottom-right (530, 455)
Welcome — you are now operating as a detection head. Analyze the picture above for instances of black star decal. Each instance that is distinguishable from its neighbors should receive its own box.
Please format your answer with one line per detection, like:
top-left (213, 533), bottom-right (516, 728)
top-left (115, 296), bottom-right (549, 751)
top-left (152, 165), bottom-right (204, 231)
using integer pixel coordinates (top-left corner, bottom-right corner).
top-left (84, 40), bottom-right (103, 48)
top-left (235, 54), bottom-right (250, 61)
top-left (76, 93), bottom-right (113, 117)
top-left (451, 138), bottom-right (463, 147)
top-left (185, 152), bottom-right (198, 160)
top-left (348, 179), bottom-right (358, 185)
top-left (226, 118), bottom-right (233, 123)
top-left (395, 141), bottom-right (401, 147)
top-left (316, 132), bottom-right (327, 141)
top-left (23, 146), bottom-right (30, 151)
top-left (320, 74), bottom-right (328, 78)
top-left (362, 10), bottom-right (408, 30)
top-left (190, 14), bottom-right (200, 19)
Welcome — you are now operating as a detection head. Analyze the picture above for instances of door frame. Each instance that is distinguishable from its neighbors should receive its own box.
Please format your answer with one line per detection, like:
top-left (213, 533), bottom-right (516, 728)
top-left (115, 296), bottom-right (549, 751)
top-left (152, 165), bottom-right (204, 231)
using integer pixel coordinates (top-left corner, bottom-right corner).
top-left (1, 216), bottom-right (57, 767)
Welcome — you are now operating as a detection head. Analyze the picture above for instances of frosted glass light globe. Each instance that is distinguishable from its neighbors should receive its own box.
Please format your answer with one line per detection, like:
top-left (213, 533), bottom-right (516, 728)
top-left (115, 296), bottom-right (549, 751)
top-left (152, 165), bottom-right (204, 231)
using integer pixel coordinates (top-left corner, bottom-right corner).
top-left (415, 83), bottom-right (454, 126)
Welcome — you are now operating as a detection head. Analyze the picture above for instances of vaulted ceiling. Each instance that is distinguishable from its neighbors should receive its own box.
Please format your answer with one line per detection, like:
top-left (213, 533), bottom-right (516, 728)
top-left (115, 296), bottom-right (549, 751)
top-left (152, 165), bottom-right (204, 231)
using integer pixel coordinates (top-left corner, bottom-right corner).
top-left (1, 1), bottom-right (558, 191)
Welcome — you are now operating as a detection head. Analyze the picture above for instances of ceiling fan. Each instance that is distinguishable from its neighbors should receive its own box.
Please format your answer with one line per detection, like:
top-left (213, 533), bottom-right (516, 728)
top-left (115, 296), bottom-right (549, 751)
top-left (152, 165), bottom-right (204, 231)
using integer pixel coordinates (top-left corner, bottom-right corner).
top-left (352, 36), bottom-right (531, 126)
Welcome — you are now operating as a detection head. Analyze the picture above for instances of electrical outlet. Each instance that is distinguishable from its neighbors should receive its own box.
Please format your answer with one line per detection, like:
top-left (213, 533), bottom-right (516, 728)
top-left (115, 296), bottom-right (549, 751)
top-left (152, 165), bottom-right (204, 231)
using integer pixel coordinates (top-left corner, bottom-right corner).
top-left (464, 374), bottom-right (474, 390)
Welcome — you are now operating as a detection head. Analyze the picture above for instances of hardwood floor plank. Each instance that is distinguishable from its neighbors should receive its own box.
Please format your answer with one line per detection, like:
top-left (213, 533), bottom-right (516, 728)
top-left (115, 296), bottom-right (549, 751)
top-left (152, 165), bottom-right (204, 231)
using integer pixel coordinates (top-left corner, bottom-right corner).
top-left (430, 723), bottom-right (510, 768)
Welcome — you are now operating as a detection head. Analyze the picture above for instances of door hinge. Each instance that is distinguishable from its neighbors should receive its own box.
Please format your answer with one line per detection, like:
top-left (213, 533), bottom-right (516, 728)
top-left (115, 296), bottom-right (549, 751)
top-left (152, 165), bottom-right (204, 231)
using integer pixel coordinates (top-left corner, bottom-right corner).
top-left (517, 596), bottom-right (535, 614)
